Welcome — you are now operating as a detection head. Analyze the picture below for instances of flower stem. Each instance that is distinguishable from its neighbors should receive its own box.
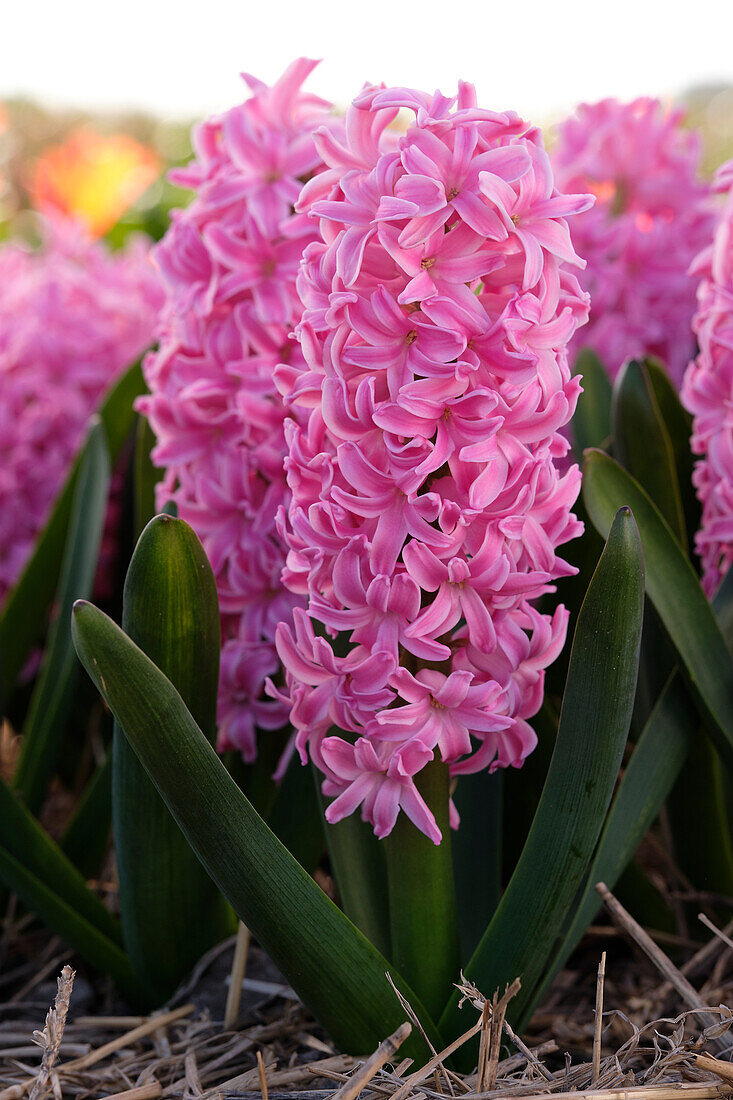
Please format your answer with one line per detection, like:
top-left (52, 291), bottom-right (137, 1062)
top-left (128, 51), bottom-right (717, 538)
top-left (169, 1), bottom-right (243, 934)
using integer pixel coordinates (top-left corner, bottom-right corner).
top-left (384, 761), bottom-right (460, 1021)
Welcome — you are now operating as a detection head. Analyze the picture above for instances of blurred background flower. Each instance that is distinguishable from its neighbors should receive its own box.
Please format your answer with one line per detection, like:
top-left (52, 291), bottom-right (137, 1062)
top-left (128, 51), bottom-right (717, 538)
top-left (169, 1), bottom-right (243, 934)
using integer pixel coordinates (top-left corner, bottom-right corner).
top-left (552, 97), bottom-right (715, 383)
top-left (0, 213), bottom-right (163, 604)
top-left (29, 126), bottom-right (162, 237)
top-left (0, 100), bottom-right (192, 246)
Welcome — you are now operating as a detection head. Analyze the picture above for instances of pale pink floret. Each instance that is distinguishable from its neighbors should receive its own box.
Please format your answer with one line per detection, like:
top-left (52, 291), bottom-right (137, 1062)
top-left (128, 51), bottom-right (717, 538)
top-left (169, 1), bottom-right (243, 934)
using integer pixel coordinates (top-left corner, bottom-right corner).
top-left (0, 214), bottom-right (161, 606)
top-left (682, 159), bottom-right (733, 595)
top-left (140, 61), bottom-right (335, 757)
top-left (217, 640), bottom-right (290, 763)
top-left (553, 97), bottom-right (714, 384)
top-left (275, 81), bottom-right (590, 842)
top-left (321, 734), bottom-right (441, 844)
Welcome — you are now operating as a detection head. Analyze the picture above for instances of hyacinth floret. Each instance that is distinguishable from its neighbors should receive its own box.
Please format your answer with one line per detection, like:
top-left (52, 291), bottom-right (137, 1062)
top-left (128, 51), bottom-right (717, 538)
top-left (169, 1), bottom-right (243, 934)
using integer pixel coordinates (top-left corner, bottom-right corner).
top-left (0, 214), bottom-right (162, 605)
top-left (682, 158), bottom-right (733, 596)
top-left (274, 81), bottom-right (592, 843)
top-left (553, 97), bottom-right (714, 384)
top-left (140, 60), bottom-right (335, 761)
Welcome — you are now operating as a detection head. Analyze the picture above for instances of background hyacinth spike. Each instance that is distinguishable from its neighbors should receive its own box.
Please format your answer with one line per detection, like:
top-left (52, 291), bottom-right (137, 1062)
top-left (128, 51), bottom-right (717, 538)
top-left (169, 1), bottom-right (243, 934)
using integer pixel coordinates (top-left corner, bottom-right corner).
top-left (0, 214), bottom-right (163, 610)
top-left (683, 157), bottom-right (733, 596)
top-left (139, 58), bottom-right (338, 772)
top-left (552, 97), bottom-right (715, 386)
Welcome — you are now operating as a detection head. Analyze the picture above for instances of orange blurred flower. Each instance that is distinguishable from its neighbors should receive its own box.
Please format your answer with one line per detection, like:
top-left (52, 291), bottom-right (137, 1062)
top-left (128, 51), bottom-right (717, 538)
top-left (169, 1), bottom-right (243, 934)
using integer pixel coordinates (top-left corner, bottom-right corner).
top-left (30, 126), bottom-right (161, 236)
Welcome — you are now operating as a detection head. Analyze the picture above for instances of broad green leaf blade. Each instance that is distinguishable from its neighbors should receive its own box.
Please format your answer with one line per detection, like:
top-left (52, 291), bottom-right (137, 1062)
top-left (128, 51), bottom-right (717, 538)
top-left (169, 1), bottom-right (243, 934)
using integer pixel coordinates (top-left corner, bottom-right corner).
top-left (668, 567), bottom-right (733, 901)
top-left (0, 841), bottom-right (141, 1003)
top-left (100, 359), bottom-right (148, 456)
top-left (72, 600), bottom-right (441, 1057)
top-left (439, 507), bottom-right (644, 1045)
top-left (571, 348), bottom-right (612, 456)
top-left (114, 515), bottom-right (233, 1005)
top-left (61, 755), bottom-right (113, 879)
top-left (384, 762), bottom-right (460, 1021)
top-left (583, 450), bottom-right (733, 768)
top-left (535, 564), bottom-right (733, 1003)
top-left (0, 359), bottom-right (145, 709)
top-left (13, 421), bottom-right (111, 812)
top-left (532, 668), bottom-right (694, 1005)
top-left (612, 359), bottom-right (687, 548)
top-left (0, 774), bottom-right (121, 946)
top-left (452, 769), bottom-right (502, 960)
top-left (645, 358), bottom-right (699, 558)
top-left (611, 361), bottom-right (680, 728)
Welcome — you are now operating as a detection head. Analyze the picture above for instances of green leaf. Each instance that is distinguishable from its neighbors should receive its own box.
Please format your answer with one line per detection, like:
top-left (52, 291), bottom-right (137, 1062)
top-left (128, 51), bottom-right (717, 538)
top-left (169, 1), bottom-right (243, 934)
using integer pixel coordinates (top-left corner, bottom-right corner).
top-left (714, 566), bottom-right (733, 646)
top-left (0, 773), bottom-right (122, 947)
top-left (610, 362), bottom-right (676, 723)
top-left (72, 599), bottom-right (441, 1057)
top-left (439, 506), bottom-right (644, 1045)
top-left (384, 762), bottom-right (460, 1021)
top-left (668, 729), bottom-right (733, 897)
top-left (535, 562), bottom-right (733, 1001)
top-left (0, 841), bottom-right (141, 1003)
top-left (14, 420), bottom-right (111, 812)
top-left (612, 359), bottom-right (687, 548)
top-left (113, 515), bottom-right (233, 1005)
top-left (60, 755), bottom-right (113, 879)
top-left (645, 358), bottom-right (699, 558)
top-left (611, 360), bottom-right (684, 730)
top-left (0, 359), bottom-right (145, 709)
top-left (501, 701), bottom-right (557, 874)
top-left (532, 667), bottom-right (694, 1005)
top-left (541, 498), bottom-right (604, 704)
top-left (668, 569), bottom-right (733, 901)
top-left (452, 769), bottom-right (502, 960)
top-left (583, 450), bottom-right (733, 768)
top-left (571, 348), bottom-right (612, 456)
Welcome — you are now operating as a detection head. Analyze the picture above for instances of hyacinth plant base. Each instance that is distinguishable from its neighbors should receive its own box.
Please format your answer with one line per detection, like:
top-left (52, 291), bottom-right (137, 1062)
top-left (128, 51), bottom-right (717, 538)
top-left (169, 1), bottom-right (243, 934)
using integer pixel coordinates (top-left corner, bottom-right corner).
top-left (3, 861), bottom-right (733, 1100)
top-left (3, 63), bottom-right (733, 1100)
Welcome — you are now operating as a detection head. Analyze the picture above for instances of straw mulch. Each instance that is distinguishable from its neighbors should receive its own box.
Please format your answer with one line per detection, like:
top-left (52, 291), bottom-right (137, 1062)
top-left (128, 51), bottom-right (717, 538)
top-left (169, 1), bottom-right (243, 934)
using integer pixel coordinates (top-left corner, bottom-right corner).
top-left (2, 693), bottom-right (721, 1099)
top-left (3, 879), bottom-right (733, 1100)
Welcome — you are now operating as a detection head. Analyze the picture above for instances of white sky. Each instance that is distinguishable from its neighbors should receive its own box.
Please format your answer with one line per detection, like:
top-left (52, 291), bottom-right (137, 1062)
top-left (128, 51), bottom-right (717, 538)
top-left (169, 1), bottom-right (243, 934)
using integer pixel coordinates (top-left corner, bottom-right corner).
top-left (5, 0), bottom-right (733, 123)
